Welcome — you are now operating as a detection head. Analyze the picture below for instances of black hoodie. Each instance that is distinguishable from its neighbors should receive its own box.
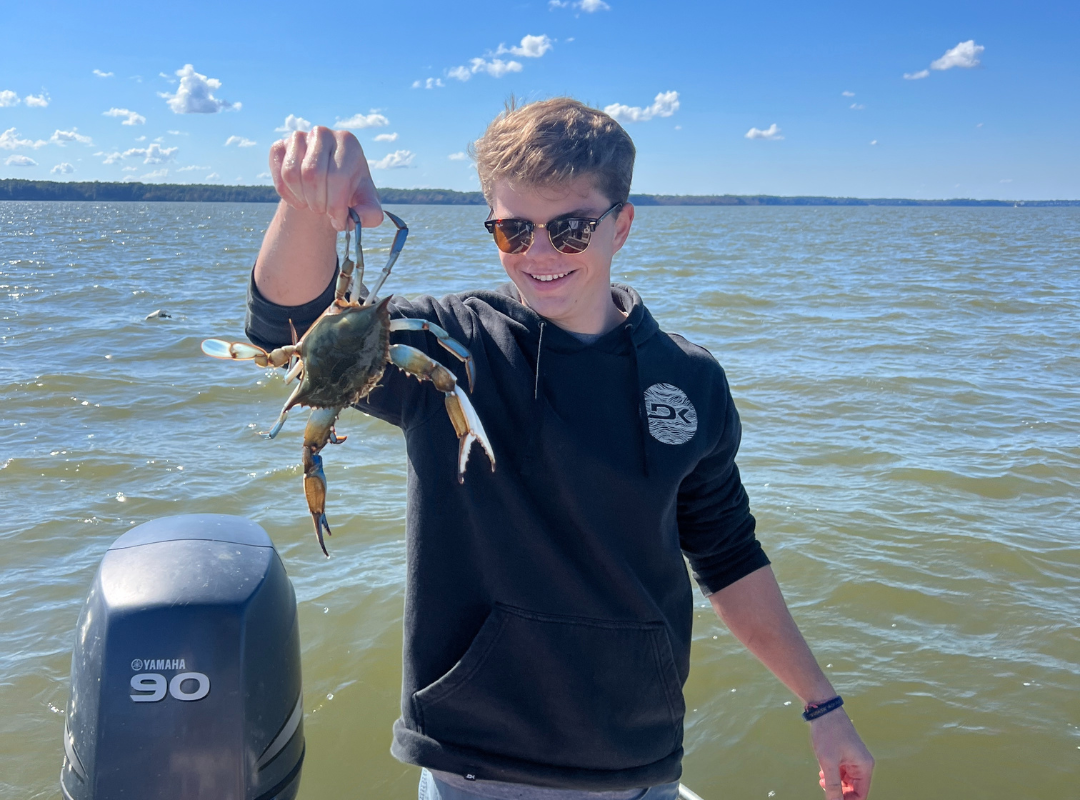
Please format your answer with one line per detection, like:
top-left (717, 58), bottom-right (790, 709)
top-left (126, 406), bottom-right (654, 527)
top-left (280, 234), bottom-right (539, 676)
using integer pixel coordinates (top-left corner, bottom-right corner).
top-left (246, 274), bottom-right (769, 791)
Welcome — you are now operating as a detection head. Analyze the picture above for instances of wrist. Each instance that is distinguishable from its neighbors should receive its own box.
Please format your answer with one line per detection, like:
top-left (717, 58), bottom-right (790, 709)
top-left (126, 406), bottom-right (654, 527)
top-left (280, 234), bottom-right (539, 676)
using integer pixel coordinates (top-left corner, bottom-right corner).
top-left (802, 695), bottom-right (844, 721)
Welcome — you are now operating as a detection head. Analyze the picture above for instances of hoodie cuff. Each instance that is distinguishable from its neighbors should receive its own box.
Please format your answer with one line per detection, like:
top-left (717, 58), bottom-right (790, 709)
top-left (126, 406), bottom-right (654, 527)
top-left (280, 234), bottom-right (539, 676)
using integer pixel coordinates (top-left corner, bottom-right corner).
top-left (245, 263), bottom-right (337, 351)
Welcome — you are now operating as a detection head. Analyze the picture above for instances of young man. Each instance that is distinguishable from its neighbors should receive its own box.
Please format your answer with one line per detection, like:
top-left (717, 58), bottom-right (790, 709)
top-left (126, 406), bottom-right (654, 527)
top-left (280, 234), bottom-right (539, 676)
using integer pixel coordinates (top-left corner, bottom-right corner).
top-left (246, 99), bottom-right (874, 800)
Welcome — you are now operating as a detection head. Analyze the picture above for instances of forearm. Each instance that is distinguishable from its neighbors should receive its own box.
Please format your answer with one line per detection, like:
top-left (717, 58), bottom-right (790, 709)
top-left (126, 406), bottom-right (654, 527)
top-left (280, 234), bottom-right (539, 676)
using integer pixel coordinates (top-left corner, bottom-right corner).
top-left (253, 201), bottom-right (338, 306)
top-left (709, 565), bottom-right (835, 704)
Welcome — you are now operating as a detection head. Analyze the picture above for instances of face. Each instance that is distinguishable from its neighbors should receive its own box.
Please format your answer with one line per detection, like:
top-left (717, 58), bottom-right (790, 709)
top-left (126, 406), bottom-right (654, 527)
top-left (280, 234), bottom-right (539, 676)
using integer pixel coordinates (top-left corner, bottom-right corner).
top-left (488, 177), bottom-right (635, 335)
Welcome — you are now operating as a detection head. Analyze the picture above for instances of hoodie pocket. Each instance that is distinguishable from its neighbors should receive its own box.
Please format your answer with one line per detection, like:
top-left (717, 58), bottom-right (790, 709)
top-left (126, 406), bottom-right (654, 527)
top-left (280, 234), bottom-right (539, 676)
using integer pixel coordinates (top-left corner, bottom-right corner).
top-left (412, 603), bottom-right (684, 771)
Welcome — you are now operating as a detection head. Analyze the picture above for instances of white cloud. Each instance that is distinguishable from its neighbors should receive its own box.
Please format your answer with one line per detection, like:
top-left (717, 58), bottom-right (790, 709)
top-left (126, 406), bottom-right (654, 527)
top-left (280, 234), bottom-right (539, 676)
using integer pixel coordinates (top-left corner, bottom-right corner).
top-left (275, 114), bottom-right (312, 133)
top-left (5, 154), bottom-right (37, 166)
top-left (932, 40), bottom-right (984, 71)
top-left (374, 132), bottom-right (399, 142)
top-left (104, 107), bottom-right (146, 126)
top-left (604, 90), bottom-right (679, 123)
top-left (256, 171), bottom-right (271, 179)
top-left (976, 122), bottom-right (984, 128)
top-left (870, 139), bottom-right (878, 145)
top-left (496, 34), bottom-right (554, 58)
top-left (24, 93), bottom-right (49, 108)
top-left (121, 165), bottom-right (138, 171)
top-left (206, 172), bottom-right (220, 179)
top-left (412, 77), bottom-right (445, 89)
top-left (842, 91), bottom-right (855, 97)
top-left (93, 69), bottom-right (114, 78)
top-left (904, 40), bottom-right (984, 81)
top-left (335, 111), bottom-right (389, 129)
top-left (368, 149), bottom-right (414, 169)
top-left (51, 162), bottom-right (74, 174)
top-left (225, 135), bottom-right (257, 147)
top-left (550, 0), bottom-right (610, 10)
top-left (177, 165), bottom-right (210, 172)
top-left (850, 103), bottom-right (866, 110)
top-left (1000, 178), bottom-right (1013, 183)
top-left (450, 58), bottom-right (523, 81)
top-left (141, 168), bottom-right (169, 181)
top-left (158, 72), bottom-right (176, 83)
top-left (135, 135), bottom-right (146, 141)
top-left (160, 64), bottom-right (240, 114)
top-left (123, 143), bottom-right (178, 164)
top-left (448, 151), bottom-right (467, 160)
top-left (745, 123), bottom-right (783, 140)
top-left (167, 130), bottom-right (185, 135)
top-left (51, 128), bottom-right (93, 145)
top-left (0, 128), bottom-right (47, 149)
top-left (96, 151), bottom-right (122, 164)
top-left (0, 90), bottom-right (19, 107)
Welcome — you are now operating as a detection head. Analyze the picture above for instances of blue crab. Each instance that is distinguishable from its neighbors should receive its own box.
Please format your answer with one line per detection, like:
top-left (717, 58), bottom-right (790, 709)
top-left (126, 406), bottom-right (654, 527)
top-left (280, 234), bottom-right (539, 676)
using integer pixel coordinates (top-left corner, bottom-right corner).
top-left (202, 210), bottom-right (494, 555)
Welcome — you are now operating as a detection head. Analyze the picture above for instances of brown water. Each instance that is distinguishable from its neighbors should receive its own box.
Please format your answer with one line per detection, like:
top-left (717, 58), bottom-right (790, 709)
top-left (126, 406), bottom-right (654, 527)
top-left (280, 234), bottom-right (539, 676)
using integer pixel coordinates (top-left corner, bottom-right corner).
top-left (1, 202), bottom-right (1078, 799)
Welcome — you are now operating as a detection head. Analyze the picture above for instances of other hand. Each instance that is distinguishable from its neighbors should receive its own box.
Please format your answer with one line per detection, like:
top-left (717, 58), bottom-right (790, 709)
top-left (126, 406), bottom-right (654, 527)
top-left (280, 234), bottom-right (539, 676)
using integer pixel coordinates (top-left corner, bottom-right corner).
top-left (811, 709), bottom-right (874, 799)
top-left (269, 127), bottom-right (383, 232)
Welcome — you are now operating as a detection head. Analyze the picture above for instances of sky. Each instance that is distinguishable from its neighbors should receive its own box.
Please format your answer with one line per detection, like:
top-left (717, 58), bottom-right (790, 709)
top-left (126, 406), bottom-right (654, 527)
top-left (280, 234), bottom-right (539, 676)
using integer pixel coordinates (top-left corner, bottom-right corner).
top-left (1, 0), bottom-right (1077, 199)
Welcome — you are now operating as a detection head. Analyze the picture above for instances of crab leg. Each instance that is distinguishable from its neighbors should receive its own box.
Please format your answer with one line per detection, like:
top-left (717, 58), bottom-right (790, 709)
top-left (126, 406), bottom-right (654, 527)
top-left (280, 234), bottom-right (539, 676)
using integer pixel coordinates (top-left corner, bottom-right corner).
top-left (389, 318), bottom-right (477, 392)
top-left (202, 339), bottom-right (298, 369)
top-left (301, 406), bottom-right (345, 557)
top-left (361, 211), bottom-right (409, 306)
top-left (388, 344), bottom-right (495, 481)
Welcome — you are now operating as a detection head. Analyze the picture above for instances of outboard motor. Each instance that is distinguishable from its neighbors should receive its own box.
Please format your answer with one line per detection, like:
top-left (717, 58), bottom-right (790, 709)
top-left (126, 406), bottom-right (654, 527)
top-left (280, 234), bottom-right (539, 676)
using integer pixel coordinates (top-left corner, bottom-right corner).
top-left (61, 514), bottom-right (305, 799)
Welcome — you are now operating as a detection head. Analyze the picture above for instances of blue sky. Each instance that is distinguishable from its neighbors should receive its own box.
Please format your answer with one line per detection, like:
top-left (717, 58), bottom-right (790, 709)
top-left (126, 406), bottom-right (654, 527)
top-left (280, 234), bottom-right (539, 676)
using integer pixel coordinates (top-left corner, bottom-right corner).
top-left (1, 0), bottom-right (1077, 199)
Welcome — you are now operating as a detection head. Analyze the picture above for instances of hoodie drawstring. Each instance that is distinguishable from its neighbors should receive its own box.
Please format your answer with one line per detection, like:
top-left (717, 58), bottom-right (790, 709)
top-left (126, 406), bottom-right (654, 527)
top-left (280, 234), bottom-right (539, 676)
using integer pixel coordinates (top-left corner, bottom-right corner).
top-left (534, 321), bottom-right (546, 401)
top-left (625, 323), bottom-right (650, 478)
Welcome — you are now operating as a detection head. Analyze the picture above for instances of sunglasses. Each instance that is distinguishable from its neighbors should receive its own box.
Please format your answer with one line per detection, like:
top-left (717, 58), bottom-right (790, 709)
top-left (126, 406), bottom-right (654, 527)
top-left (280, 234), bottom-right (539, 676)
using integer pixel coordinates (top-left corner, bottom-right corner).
top-left (484, 202), bottom-right (624, 255)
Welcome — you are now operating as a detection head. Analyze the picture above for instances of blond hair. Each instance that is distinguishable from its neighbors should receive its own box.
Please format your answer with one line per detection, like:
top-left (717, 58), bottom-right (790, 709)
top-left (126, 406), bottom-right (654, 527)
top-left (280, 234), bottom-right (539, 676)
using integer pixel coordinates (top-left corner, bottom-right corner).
top-left (471, 97), bottom-right (636, 205)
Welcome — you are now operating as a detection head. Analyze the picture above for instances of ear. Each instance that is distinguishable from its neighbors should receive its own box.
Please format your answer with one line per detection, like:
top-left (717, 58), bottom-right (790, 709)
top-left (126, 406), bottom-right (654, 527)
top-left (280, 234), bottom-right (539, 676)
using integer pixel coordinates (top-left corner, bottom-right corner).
top-left (611, 203), bottom-right (635, 254)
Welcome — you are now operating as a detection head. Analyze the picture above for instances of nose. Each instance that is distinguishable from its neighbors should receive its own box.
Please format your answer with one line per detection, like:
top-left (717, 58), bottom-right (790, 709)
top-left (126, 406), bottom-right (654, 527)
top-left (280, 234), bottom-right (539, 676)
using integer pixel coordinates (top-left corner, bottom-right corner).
top-left (524, 223), bottom-right (559, 259)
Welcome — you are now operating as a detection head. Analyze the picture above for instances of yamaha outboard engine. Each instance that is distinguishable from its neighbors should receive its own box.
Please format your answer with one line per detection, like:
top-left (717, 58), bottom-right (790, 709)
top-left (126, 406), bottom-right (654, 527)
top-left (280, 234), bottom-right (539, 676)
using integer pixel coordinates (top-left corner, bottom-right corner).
top-left (61, 514), bottom-right (305, 799)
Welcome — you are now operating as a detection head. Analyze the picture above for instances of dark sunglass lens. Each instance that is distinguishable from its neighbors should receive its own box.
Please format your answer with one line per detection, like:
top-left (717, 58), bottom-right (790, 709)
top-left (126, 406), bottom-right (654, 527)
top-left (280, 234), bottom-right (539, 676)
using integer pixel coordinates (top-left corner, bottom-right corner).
top-left (549, 218), bottom-right (592, 254)
top-left (494, 220), bottom-right (533, 254)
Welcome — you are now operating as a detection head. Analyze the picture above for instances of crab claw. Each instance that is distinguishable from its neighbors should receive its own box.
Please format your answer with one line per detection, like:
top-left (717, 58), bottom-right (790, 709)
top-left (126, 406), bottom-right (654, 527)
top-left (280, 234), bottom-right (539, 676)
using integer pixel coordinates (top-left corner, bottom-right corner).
top-left (445, 384), bottom-right (495, 481)
top-left (202, 338), bottom-right (270, 365)
top-left (202, 338), bottom-right (297, 369)
top-left (388, 343), bottom-right (495, 482)
top-left (301, 406), bottom-right (344, 556)
top-left (303, 447), bottom-right (332, 557)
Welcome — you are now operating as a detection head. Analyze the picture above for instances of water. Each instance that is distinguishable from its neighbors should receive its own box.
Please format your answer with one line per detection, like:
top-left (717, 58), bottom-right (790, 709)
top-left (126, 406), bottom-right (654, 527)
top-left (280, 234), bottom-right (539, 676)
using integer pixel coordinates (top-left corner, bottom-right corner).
top-left (2, 202), bottom-right (1078, 799)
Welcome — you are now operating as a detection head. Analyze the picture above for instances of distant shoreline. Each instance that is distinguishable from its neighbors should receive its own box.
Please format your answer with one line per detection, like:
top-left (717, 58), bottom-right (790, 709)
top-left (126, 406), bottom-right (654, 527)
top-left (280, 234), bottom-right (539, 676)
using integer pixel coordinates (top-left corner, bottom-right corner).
top-left (1, 179), bottom-right (1076, 207)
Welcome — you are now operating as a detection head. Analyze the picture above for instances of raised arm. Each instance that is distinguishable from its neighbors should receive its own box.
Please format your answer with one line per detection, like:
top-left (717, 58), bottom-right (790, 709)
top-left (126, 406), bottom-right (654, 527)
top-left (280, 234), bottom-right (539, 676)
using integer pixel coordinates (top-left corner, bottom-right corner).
top-left (254, 127), bottom-right (384, 306)
top-left (709, 565), bottom-right (875, 800)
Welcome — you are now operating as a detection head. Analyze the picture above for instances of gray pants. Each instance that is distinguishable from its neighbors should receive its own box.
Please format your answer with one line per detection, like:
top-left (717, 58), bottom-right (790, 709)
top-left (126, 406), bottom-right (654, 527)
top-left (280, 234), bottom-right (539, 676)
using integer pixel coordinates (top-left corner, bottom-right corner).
top-left (419, 769), bottom-right (681, 800)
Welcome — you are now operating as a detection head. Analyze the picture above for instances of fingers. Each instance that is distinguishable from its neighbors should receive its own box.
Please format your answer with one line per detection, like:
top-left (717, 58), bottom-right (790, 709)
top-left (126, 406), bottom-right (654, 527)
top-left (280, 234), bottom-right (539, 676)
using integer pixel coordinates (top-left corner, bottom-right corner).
top-left (269, 137), bottom-right (303, 209)
top-left (278, 131), bottom-right (310, 209)
top-left (820, 762), bottom-right (844, 800)
top-left (301, 130), bottom-right (333, 217)
top-left (327, 133), bottom-right (382, 231)
top-left (349, 172), bottom-right (384, 229)
top-left (269, 127), bottom-right (382, 230)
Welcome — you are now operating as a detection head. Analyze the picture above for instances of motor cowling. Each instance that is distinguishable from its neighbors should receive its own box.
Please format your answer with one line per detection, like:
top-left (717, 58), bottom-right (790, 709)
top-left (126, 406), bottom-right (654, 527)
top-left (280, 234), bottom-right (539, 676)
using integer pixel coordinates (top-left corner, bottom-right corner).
top-left (61, 514), bottom-right (304, 800)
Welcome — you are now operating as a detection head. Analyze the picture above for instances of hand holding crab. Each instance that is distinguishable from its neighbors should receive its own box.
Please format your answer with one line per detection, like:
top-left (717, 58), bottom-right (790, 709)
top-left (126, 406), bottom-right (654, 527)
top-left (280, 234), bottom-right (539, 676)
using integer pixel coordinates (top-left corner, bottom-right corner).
top-left (203, 210), bottom-right (495, 556)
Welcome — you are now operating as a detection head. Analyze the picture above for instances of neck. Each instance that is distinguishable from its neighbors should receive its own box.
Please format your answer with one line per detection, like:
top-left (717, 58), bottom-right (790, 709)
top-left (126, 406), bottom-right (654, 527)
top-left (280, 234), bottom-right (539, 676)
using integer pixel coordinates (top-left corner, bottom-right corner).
top-left (518, 291), bottom-right (628, 336)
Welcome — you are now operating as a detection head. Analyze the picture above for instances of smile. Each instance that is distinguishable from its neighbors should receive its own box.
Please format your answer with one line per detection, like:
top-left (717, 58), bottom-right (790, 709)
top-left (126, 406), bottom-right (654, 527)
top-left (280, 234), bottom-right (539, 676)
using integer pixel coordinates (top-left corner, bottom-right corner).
top-left (527, 271), bottom-right (573, 283)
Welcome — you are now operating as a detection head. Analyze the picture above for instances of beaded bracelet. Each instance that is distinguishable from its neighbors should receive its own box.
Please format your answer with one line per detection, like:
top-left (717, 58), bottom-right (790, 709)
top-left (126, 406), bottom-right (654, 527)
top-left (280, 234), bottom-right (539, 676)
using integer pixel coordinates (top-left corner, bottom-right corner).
top-left (802, 695), bottom-right (844, 721)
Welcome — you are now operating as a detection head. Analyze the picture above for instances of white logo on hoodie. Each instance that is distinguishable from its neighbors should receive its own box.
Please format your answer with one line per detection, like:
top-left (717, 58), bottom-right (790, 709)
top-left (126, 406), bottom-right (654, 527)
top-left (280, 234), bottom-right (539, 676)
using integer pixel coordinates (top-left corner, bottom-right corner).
top-left (643, 384), bottom-right (697, 445)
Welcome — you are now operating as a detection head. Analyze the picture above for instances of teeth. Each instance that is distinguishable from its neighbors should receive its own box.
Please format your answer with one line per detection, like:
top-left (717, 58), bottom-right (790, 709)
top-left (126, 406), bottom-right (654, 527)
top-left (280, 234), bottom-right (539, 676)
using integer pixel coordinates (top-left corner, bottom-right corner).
top-left (531, 272), bottom-right (569, 282)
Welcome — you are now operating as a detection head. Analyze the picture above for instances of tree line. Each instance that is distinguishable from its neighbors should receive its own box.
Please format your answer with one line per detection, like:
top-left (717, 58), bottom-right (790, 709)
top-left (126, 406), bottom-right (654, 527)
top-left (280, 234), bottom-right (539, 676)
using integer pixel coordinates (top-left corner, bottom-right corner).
top-left (0, 179), bottom-right (1074, 206)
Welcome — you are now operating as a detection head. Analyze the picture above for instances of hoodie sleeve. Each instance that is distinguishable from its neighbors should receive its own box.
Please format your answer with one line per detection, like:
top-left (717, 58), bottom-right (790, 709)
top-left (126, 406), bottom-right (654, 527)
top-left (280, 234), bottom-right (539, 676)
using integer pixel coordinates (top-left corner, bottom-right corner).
top-left (677, 369), bottom-right (770, 595)
top-left (243, 266), bottom-right (435, 429)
